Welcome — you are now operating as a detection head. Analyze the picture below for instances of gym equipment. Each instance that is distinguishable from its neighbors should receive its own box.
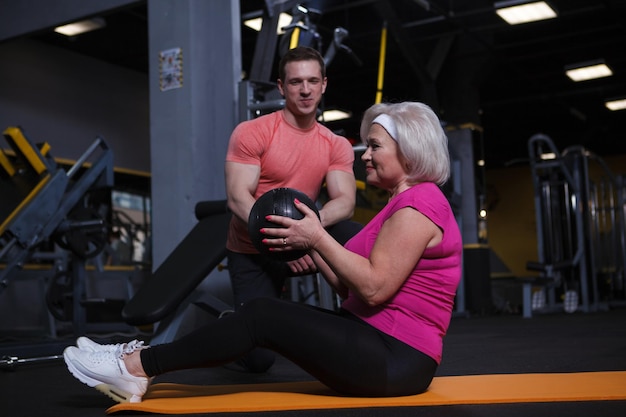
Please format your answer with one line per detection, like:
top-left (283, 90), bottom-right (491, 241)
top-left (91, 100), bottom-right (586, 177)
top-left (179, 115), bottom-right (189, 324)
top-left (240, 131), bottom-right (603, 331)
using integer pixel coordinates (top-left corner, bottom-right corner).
top-left (525, 134), bottom-right (588, 317)
top-left (248, 188), bottom-right (319, 262)
top-left (0, 354), bottom-right (62, 371)
top-left (248, 1), bottom-right (360, 85)
top-left (0, 126), bottom-right (142, 338)
top-left (121, 200), bottom-right (232, 344)
top-left (375, 22), bottom-right (388, 104)
top-left (1, 126), bottom-right (113, 292)
top-left (525, 133), bottom-right (626, 317)
top-left (240, 1), bottom-right (361, 123)
top-left (53, 206), bottom-right (108, 260)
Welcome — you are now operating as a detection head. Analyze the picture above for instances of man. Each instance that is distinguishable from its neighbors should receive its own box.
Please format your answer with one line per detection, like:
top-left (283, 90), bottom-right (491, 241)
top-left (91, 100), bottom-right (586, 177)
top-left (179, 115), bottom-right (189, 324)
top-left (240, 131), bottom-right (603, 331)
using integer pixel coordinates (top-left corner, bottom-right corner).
top-left (224, 46), bottom-right (356, 372)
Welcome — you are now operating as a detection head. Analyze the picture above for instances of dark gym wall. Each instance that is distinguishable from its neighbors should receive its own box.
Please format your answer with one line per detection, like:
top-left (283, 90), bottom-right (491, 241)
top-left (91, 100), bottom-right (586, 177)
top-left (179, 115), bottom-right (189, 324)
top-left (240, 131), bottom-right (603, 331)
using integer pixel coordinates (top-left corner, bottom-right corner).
top-left (0, 0), bottom-right (139, 42)
top-left (0, 0), bottom-right (149, 172)
top-left (0, 39), bottom-right (150, 172)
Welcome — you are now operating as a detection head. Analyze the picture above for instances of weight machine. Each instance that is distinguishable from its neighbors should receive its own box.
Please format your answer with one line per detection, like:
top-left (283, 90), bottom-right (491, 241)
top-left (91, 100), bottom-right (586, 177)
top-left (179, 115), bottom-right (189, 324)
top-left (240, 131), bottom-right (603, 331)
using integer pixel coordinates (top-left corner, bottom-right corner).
top-left (0, 126), bottom-right (139, 338)
top-left (240, 1), bottom-right (361, 122)
top-left (524, 133), bottom-right (626, 317)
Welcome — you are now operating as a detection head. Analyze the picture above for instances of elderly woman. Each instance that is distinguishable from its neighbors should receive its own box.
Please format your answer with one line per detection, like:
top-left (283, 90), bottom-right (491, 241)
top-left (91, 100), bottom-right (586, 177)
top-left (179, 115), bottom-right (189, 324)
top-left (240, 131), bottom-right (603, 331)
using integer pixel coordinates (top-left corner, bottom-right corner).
top-left (63, 101), bottom-right (463, 403)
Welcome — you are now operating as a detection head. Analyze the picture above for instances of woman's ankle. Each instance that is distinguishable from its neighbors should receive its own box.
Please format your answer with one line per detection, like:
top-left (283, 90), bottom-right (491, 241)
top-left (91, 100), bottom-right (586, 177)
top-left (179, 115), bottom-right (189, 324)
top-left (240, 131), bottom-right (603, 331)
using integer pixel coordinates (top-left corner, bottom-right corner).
top-left (124, 350), bottom-right (149, 378)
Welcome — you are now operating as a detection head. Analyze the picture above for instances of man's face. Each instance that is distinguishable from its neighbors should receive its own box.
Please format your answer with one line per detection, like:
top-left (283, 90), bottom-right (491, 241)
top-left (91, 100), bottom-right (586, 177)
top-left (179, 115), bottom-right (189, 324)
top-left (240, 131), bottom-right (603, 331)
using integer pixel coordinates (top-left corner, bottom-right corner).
top-left (277, 60), bottom-right (327, 118)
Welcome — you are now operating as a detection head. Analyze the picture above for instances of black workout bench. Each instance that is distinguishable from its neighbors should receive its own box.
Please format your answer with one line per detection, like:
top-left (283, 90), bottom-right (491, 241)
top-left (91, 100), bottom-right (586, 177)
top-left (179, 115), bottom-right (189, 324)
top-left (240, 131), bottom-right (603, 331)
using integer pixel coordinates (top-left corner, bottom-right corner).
top-left (122, 200), bottom-right (232, 344)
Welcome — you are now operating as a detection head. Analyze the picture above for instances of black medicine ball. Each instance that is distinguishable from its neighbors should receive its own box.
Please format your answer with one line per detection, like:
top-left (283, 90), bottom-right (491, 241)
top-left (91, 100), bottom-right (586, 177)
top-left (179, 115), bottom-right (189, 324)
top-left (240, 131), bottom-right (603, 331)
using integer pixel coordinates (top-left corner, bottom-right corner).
top-left (248, 188), bottom-right (319, 261)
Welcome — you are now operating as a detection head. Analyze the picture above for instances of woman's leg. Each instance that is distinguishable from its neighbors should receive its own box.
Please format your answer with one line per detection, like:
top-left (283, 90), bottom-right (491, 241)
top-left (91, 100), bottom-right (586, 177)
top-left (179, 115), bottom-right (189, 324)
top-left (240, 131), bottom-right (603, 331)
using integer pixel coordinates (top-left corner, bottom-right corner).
top-left (140, 297), bottom-right (436, 397)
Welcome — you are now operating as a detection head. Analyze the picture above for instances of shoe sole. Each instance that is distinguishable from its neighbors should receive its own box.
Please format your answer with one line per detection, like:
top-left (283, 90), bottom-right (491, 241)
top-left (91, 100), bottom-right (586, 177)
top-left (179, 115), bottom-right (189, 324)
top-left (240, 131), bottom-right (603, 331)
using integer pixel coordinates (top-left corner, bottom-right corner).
top-left (64, 353), bottom-right (142, 403)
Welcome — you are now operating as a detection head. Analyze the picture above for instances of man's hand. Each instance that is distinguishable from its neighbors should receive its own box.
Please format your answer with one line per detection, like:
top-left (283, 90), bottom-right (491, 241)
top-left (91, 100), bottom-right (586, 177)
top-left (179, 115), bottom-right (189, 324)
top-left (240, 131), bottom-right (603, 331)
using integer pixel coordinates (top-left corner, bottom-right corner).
top-left (287, 254), bottom-right (317, 275)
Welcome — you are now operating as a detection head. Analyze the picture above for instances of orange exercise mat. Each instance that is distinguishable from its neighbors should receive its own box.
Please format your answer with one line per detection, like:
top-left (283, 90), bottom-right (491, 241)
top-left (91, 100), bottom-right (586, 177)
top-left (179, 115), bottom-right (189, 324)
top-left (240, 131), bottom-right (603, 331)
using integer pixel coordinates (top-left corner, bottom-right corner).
top-left (107, 370), bottom-right (626, 415)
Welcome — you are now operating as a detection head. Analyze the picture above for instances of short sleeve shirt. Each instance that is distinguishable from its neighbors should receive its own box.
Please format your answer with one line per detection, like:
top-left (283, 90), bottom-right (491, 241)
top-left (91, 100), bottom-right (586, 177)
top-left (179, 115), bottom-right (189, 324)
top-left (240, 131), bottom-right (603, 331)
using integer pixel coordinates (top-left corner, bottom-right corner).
top-left (226, 110), bottom-right (354, 253)
top-left (341, 183), bottom-right (463, 363)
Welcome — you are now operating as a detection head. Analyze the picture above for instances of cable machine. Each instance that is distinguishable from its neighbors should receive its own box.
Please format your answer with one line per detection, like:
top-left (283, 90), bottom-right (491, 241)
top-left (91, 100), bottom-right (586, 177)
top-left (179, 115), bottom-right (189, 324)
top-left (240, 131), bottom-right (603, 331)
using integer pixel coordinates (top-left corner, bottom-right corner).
top-left (526, 133), bottom-right (626, 316)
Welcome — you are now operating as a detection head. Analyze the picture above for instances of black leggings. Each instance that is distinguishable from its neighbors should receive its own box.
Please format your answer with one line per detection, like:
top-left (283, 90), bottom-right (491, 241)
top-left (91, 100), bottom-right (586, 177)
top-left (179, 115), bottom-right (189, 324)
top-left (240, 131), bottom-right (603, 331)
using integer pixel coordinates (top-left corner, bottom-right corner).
top-left (140, 297), bottom-right (437, 397)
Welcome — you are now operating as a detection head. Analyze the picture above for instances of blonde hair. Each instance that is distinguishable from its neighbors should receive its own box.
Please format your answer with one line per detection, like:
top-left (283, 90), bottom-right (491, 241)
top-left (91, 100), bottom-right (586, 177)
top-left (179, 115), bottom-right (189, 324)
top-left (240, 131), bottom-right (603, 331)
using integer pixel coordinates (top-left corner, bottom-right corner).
top-left (360, 102), bottom-right (450, 186)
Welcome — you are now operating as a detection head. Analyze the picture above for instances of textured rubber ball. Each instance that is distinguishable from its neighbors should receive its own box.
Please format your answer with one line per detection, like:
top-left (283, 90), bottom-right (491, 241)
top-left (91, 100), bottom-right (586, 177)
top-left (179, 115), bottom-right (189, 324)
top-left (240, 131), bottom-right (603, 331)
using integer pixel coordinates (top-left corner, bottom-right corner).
top-left (248, 188), bottom-right (319, 261)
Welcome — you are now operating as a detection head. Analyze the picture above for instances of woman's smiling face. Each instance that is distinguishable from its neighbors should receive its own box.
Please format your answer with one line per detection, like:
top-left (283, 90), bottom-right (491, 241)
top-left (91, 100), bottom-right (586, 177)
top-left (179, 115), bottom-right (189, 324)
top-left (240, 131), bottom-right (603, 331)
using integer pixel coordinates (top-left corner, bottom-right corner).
top-left (361, 123), bottom-right (409, 191)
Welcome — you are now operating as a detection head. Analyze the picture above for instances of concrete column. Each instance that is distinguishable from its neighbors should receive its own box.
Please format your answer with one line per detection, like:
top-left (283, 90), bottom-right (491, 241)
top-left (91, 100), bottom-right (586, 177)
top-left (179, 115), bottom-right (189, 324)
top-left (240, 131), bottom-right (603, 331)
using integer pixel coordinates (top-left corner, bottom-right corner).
top-left (148, 0), bottom-right (240, 267)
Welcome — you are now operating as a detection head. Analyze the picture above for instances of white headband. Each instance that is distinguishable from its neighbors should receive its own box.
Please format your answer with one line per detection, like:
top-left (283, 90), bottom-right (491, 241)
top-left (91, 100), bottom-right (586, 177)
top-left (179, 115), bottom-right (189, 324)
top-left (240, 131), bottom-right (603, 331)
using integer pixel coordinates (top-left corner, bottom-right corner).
top-left (372, 114), bottom-right (398, 142)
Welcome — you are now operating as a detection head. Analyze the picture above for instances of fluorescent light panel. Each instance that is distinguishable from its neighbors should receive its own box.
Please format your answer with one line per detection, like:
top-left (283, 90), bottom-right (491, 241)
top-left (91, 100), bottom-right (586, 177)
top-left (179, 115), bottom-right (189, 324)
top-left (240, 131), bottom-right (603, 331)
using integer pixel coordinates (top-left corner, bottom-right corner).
top-left (54, 17), bottom-right (106, 36)
top-left (605, 98), bottom-right (626, 111)
top-left (565, 63), bottom-right (613, 82)
top-left (540, 152), bottom-right (557, 160)
top-left (495, 1), bottom-right (557, 25)
top-left (318, 110), bottom-right (351, 122)
top-left (244, 13), bottom-right (293, 34)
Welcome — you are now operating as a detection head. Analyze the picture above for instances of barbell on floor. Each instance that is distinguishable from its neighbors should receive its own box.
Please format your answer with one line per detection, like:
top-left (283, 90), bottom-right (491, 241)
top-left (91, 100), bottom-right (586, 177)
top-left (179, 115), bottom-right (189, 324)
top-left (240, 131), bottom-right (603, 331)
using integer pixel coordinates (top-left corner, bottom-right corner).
top-left (1, 354), bottom-right (63, 371)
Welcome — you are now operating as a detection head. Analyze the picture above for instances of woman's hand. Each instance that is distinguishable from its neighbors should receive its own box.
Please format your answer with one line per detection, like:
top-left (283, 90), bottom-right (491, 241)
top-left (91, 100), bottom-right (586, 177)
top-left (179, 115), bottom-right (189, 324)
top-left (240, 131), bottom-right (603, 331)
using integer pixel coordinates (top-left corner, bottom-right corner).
top-left (261, 198), bottom-right (326, 255)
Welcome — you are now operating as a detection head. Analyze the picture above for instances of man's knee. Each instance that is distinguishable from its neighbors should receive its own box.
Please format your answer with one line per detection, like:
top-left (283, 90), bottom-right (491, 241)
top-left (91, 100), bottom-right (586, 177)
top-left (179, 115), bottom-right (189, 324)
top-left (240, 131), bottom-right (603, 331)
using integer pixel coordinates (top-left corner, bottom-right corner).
top-left (238, 349), bottom-right (276, 373)
top-left (238, 297), bottom-right (276, 316)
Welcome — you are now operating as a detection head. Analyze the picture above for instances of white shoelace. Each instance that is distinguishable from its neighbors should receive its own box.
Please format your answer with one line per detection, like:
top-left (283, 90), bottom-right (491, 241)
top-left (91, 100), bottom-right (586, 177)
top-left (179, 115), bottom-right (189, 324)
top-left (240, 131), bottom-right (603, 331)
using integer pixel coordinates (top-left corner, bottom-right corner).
top-left (85, 340), bottom-right (146, 364)
top-left (115, 340), bottom-right (146, 358)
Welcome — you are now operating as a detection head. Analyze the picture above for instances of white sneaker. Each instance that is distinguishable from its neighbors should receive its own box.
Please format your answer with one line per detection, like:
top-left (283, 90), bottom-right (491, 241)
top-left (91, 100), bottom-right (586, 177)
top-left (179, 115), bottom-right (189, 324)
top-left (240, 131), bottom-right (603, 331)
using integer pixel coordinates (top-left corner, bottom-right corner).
top-left (64, 343), bottom-right (149, 403)
top-left (77, 336), bottom-right (145, 353)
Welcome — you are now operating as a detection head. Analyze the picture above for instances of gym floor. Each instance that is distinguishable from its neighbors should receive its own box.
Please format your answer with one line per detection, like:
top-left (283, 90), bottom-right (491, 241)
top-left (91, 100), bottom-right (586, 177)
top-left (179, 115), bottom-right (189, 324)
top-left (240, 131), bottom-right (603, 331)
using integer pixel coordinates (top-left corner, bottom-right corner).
top-left (1, 307), bottom-right (626, 417)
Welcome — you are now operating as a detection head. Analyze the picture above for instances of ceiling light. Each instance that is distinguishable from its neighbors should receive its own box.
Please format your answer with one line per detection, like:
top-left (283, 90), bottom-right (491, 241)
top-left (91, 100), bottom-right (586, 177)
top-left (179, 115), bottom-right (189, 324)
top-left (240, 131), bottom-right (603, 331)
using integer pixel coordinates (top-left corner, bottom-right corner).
top-left (495, 1), bottom-right (557, 25)
top-left (318, 109), bottom-right (351, 122)
top-left (565, 62), bottom-right (613, 82)
top-left (244, 13), bottom-right (293, 34)
top-left (605, 98), bottom-right (626, 111)
top-left (54, 17), bottom-right (106, 36)
top-left (540, 152), bottom-right (557, 160)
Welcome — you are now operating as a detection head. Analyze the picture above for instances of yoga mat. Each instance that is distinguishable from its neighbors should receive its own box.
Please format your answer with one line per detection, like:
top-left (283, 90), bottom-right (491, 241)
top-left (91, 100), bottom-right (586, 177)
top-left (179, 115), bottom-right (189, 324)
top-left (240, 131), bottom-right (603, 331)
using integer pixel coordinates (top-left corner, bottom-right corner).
top-left (107, 371), bottom-right (626, 414)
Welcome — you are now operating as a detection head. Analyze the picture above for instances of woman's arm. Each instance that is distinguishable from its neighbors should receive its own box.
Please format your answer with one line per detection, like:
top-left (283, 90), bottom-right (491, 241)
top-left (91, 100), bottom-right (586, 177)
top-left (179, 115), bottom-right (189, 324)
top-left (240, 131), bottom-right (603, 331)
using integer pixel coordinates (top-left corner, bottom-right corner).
top-left (309, 250), bottom-right (349, 298)
top-left (265, 200), bottom-right (442, 306)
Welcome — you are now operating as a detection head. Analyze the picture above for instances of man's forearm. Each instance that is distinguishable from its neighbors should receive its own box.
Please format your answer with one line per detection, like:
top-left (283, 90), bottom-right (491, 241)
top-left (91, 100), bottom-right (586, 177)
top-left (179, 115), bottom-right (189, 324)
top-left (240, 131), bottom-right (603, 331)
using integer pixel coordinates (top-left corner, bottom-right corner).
top-left (318, 195), bottom-right (355, 228)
